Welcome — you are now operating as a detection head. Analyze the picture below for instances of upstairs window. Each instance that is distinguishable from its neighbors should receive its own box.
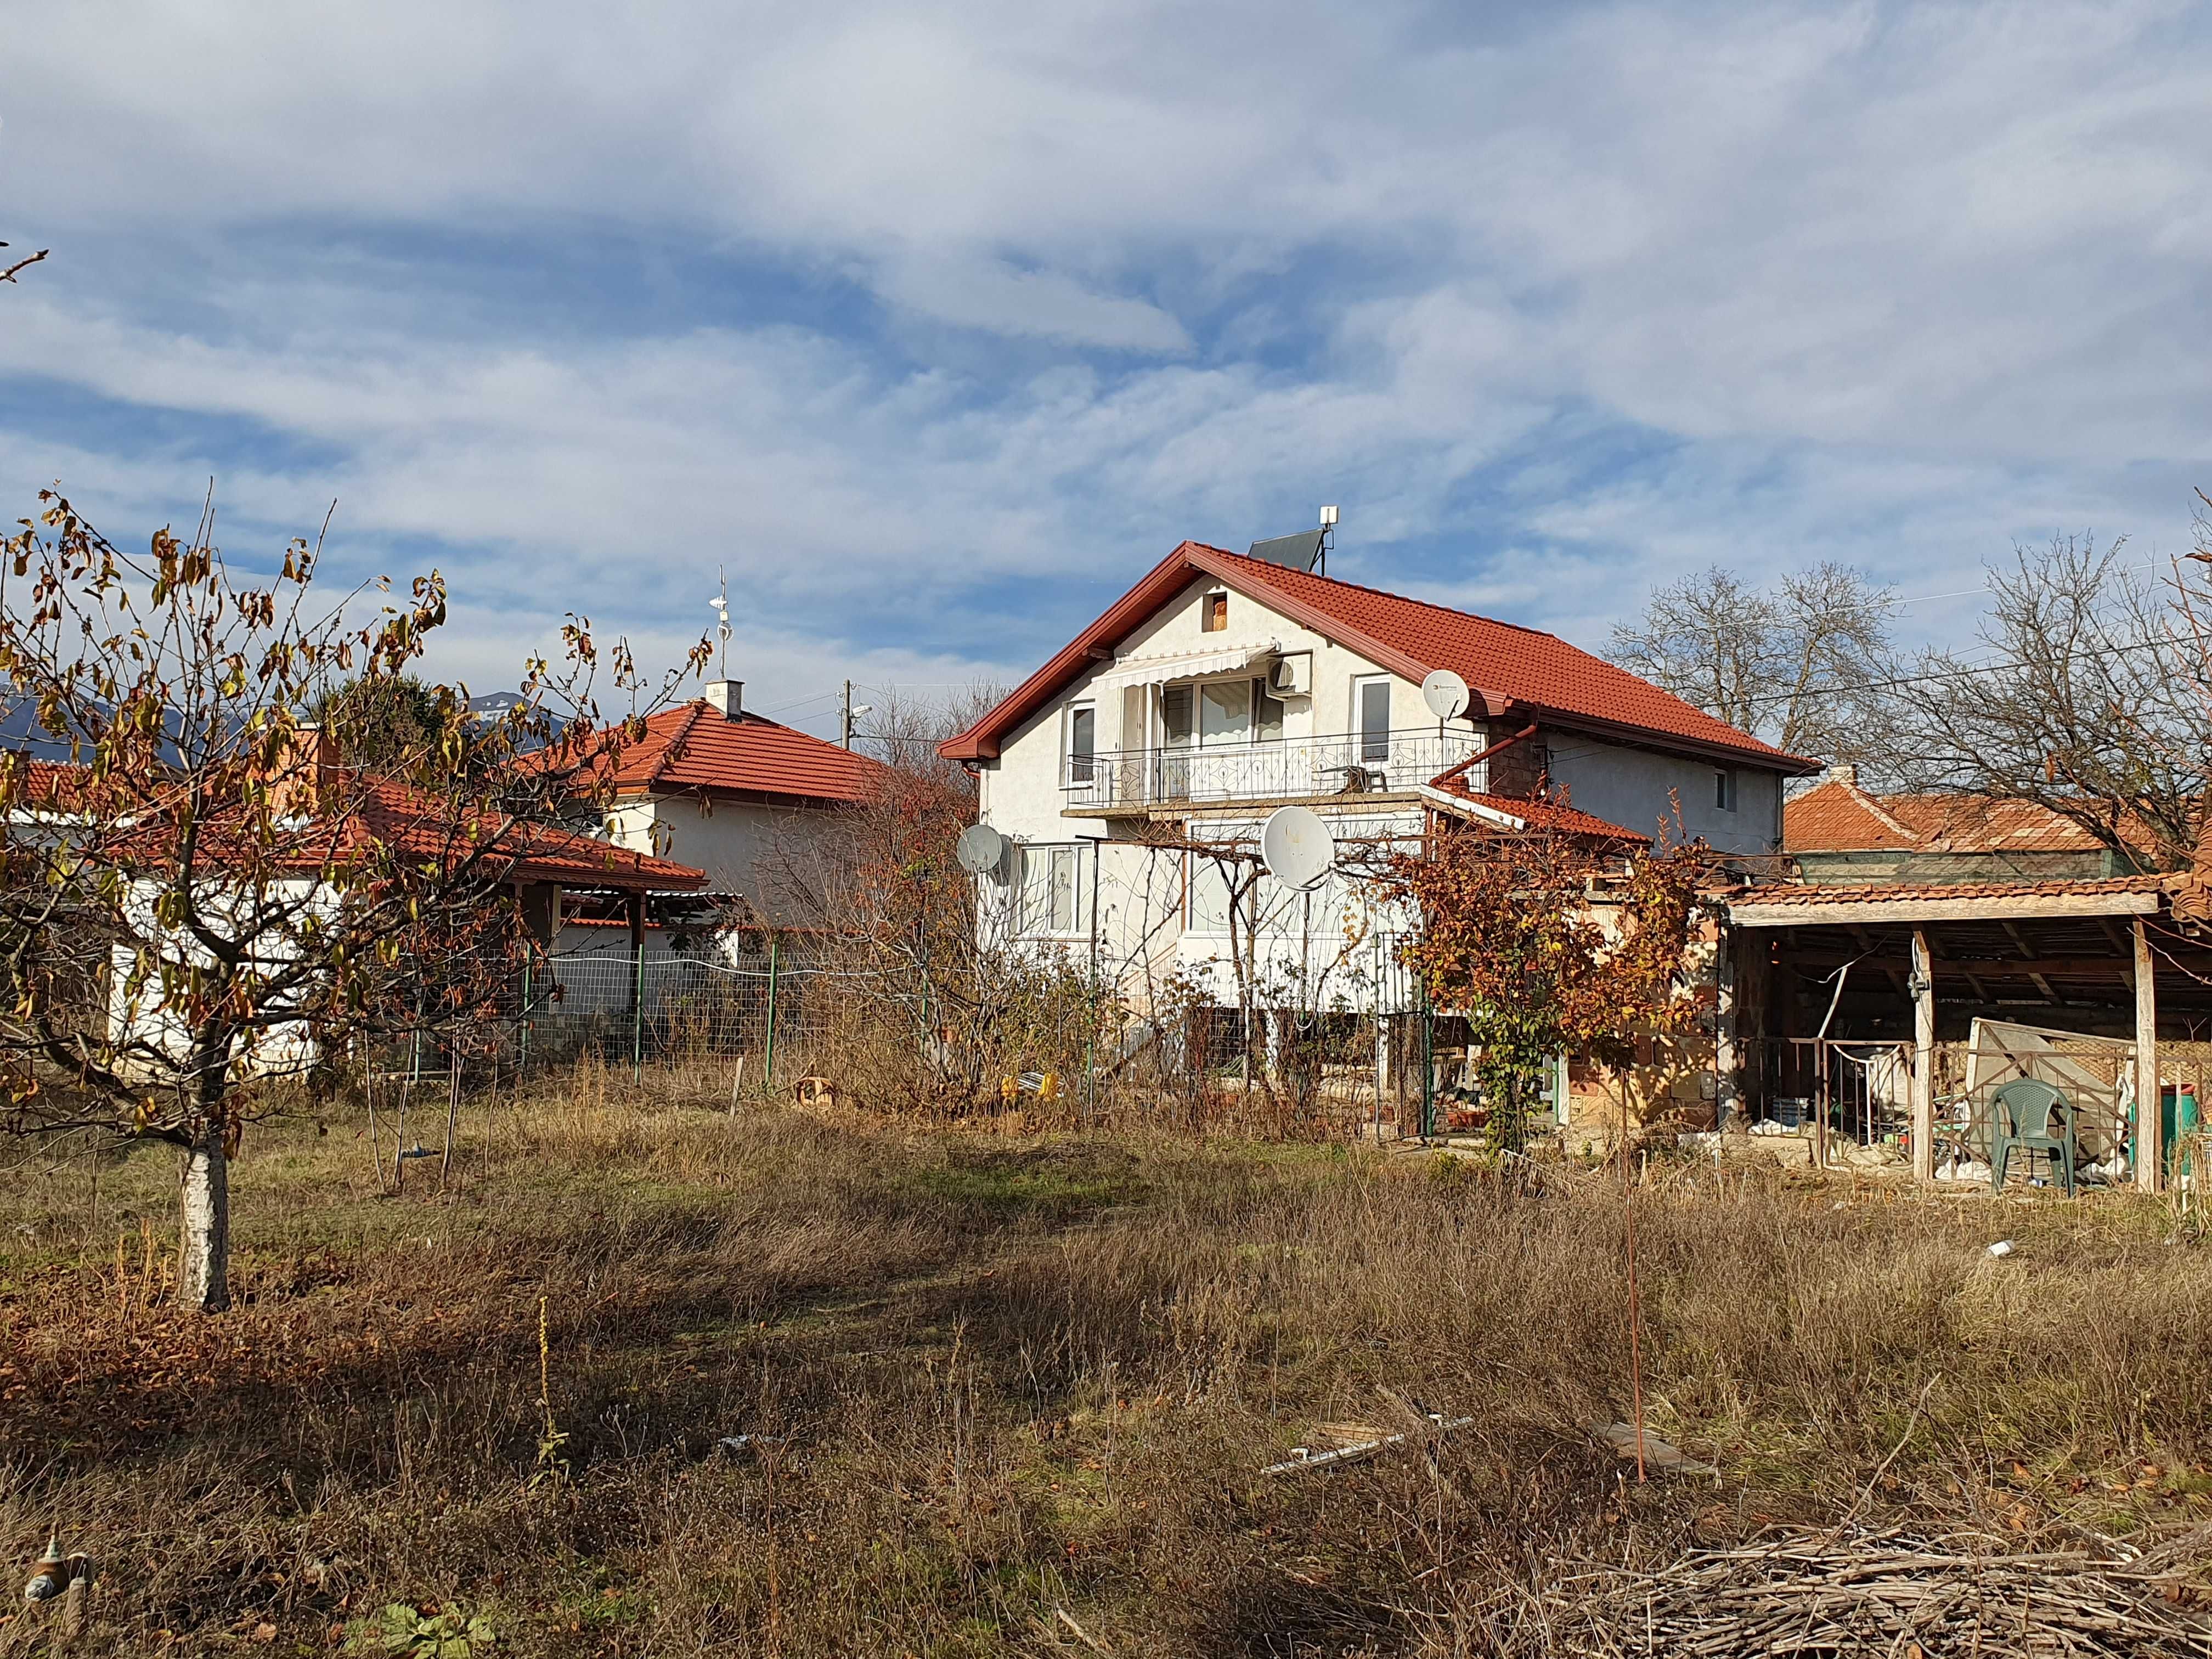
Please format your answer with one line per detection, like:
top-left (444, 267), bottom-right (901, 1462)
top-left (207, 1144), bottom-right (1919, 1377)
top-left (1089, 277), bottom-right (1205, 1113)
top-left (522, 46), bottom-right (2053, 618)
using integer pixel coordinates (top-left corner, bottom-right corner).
top-left (1201, 591), bottom-right (1228, 633)
top-left (1358, 677), bottom-right (1392, 763)
top-left (1160, 684), bottom-right (1194, 748)
top-left (1715, 768), bottom-right (1737, 812)
top-left (1254, 678), bottom-right (1286, 742)
top-left (1065, 703), bottom-right (1096, 785)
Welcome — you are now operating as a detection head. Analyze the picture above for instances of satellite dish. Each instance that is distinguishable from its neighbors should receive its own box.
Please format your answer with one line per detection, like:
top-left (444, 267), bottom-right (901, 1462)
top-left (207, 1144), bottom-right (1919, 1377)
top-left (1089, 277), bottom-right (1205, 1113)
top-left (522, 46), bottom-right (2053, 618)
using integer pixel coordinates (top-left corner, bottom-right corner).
top-left (1421, 669), bottom-right (1471, 721)
top-left (1261, 805), bottom-right (1335, 891)
top-left (955, 823), bottom-right (1007, 878)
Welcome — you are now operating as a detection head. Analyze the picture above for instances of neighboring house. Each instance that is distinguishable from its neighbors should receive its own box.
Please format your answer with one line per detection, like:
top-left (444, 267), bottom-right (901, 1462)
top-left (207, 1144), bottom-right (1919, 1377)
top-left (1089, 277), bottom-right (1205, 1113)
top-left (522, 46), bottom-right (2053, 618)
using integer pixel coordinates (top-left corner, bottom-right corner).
top-left (1785, 765), bottom-right (2146, 884)
top-left (938, 538), bottom-right (1817, 1015)
top-left (579, 680), bottom-right (888, 940)
top-left (3, 740), bottom-right (706, 1079)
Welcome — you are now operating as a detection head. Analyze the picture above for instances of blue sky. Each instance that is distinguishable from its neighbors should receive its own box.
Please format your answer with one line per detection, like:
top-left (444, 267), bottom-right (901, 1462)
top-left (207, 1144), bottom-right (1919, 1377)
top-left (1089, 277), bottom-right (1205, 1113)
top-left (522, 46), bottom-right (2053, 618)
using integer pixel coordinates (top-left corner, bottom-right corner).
top-left (3, 1), bottom-right (2208, 741)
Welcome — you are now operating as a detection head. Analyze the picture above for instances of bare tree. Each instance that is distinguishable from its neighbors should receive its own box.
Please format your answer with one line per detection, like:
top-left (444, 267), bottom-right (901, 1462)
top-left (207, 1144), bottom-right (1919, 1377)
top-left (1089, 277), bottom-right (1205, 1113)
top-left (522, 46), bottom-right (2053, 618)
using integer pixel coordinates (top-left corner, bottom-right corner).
top-left (1608, 563), bottom-right (1899, 766)
top-left (1893, 529), bottom-right (2212, 871)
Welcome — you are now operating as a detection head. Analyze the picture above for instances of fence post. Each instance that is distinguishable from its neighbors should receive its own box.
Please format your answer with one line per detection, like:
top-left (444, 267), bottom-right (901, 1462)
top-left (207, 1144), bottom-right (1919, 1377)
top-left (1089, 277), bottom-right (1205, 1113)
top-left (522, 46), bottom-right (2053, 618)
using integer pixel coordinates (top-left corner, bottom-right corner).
top-left (629, 890), bottom-right (647, 1084)
top-left (763, 933), bottom-right (780, 1092)
top-left (631, 953), bottom-right (646, 1084)
top-left (518, 955), bottom-right (533, 1079)
top-left (1419, 977), bottom-right (1435, 1141)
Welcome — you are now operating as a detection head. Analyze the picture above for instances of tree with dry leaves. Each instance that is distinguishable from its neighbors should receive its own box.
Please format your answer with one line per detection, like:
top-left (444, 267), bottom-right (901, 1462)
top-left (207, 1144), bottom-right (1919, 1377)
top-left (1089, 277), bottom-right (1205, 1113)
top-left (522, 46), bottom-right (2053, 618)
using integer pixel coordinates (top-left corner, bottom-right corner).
top-left (0, 489), bottom-right (705, 1310)
top-left (1386, 825), bottom-right (1708, 1149)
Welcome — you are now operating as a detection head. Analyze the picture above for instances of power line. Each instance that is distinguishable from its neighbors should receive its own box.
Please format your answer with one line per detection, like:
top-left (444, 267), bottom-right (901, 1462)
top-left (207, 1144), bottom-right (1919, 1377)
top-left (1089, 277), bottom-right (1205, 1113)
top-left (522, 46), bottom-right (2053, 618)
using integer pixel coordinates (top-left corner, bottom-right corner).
top-left (1732, 630), bottom-right (2181, 710)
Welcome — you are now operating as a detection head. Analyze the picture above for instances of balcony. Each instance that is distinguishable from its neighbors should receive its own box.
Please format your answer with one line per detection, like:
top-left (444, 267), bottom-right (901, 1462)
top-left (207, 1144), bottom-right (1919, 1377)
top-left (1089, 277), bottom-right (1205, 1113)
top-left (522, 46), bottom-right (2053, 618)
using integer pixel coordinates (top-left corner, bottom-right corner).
top-left (1063, 728), bottom-right (1489, 812)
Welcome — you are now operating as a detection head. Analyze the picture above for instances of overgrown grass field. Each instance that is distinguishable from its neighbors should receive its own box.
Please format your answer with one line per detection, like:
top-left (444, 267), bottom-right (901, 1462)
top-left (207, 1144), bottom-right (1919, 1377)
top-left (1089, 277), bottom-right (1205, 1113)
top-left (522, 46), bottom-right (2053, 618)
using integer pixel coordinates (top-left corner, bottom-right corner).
top-left (3, 1063), bottom-right (2210, 1655)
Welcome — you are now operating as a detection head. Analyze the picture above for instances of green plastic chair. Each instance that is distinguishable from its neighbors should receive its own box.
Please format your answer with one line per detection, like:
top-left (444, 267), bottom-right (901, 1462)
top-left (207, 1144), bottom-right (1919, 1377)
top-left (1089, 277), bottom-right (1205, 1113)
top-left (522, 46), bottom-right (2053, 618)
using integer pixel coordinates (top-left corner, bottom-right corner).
top-left (1989, 1078), bottom-right (2077, 1196)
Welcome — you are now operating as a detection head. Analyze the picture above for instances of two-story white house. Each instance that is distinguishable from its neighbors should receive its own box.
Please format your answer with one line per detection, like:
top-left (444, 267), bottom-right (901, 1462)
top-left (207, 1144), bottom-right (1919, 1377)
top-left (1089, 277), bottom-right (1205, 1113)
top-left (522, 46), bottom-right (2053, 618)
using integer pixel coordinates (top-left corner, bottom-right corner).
top-left (938, 538), bottom-right (1818, 1017)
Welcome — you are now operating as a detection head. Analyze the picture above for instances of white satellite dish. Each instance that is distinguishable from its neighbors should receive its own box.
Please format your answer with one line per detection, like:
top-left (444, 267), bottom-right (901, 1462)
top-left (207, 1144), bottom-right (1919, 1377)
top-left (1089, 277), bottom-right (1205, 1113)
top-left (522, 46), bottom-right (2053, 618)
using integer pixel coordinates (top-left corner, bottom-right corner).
top-left (1261, 805), bottom-right (1335, 891)
top-left (955, 823), bottom-right (1007, 878)
top-left (1421, 669), bottom-right (1471, 721)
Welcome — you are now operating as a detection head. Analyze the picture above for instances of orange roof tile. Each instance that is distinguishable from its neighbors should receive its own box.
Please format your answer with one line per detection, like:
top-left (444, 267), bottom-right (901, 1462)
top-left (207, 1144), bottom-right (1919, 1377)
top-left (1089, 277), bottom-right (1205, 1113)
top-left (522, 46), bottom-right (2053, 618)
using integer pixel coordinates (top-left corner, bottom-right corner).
top-left (605, 701), bottom-right (888, 804)
top-left (1424, 775), bottom-right (1647, 844)
top-left (1786, 778), bottom-right (2115, 854)
top-left (1731, 874), bottom-right (2164, 908)
top-left (939, 543), bottom-right (1818, 772)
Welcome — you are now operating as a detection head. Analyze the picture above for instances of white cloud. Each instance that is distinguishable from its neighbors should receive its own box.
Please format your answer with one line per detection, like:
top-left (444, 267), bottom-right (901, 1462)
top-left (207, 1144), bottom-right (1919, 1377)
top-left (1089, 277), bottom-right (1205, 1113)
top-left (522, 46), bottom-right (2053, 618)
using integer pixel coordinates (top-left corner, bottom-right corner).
top-left (1, 0), bottom-right (2208, 693)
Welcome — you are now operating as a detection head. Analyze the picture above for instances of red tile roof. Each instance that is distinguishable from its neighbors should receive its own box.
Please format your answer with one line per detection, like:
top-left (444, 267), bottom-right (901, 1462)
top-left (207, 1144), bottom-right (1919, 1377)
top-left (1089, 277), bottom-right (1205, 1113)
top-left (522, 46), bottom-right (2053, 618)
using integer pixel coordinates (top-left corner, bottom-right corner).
top-left (1786, 777), bottom-right (2117, 854)
top-left (5, 752), bottom-right (704, 891)
top-left (604, 702), bottom-right (888, 804)
top-left (938, 543), bottom-right (1818, 771)
top-left (1424, 776), bottom-right (1647, 844)
top-left (1730, 874), bottom-right (2164, 909)
top-left (264, 775), bottom-right (707, 892)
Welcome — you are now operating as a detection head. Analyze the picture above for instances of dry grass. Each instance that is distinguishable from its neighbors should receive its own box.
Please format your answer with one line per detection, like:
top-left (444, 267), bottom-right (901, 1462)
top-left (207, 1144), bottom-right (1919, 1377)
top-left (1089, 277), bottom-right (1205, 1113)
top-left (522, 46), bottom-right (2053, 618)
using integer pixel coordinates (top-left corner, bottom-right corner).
top-left (3, 1060), bottom-right (2211, 1655)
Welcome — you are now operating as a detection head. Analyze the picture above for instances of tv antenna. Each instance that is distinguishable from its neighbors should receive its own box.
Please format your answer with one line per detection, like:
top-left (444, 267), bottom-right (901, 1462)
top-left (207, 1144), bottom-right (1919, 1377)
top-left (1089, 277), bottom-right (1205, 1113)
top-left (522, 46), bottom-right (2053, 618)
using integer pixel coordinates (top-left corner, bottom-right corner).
top-left (1318, 503), bottom-right (1338, 575)
top-left (955, 823), bottom-right (1009, 881)
top-left (708, 568), bottom-right (732, 679)
top-left (1261, 804), bottom-right (1336, 891)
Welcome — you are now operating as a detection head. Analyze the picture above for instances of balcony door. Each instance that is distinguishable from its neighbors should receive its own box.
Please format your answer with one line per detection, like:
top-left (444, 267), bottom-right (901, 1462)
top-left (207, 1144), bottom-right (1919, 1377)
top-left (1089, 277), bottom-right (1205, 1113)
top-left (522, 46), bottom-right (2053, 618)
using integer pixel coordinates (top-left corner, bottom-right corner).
top-left (1158, 677), bottom-right (1286, 800)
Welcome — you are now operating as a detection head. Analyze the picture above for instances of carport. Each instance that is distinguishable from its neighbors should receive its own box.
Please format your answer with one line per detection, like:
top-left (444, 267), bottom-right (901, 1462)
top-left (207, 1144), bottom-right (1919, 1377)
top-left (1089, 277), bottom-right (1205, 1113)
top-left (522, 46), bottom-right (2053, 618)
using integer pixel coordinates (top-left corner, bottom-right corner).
top-left (1718, 876), bottom-right (2209, 1190)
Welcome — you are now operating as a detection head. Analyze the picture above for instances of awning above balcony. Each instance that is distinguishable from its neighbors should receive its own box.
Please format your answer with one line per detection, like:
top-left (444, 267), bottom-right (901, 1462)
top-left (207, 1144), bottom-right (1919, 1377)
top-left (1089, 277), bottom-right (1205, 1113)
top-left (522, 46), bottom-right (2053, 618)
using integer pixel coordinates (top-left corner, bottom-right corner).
top-left (1096, 639), bottom-right (1280, 690)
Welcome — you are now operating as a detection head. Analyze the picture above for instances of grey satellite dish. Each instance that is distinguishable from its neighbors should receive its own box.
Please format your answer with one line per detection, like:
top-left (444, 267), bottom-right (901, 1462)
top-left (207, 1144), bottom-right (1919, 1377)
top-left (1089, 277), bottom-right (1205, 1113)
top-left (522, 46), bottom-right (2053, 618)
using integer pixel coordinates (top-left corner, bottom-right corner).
top-left (1420, 669), bottom-right (1471, 721)
top-left (955, 823), bottom-right (1007, 879)
top-left (1261, 805), bottom-right (1335, 891)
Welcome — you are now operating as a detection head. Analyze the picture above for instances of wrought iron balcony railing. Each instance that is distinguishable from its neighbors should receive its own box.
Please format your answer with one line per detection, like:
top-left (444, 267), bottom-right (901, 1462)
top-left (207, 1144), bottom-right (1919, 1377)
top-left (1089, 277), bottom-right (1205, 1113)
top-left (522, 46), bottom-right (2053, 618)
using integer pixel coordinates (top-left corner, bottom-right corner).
top-left (1062, 728), bottom-right (1487, 809)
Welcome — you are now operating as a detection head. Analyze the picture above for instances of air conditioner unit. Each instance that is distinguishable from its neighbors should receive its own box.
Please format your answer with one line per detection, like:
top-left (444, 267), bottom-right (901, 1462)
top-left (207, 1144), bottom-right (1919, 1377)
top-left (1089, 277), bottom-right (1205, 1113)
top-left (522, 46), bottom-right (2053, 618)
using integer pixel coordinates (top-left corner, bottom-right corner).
top-left (1270, 653), bottom-right (1312, 696)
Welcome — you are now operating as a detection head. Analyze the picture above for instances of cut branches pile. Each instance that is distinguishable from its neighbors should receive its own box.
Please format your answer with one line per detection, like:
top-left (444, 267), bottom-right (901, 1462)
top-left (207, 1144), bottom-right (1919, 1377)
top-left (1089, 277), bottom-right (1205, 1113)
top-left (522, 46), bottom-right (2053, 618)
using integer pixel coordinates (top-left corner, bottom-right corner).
top-left (1449, 1524), bottom-right (2212, 1657)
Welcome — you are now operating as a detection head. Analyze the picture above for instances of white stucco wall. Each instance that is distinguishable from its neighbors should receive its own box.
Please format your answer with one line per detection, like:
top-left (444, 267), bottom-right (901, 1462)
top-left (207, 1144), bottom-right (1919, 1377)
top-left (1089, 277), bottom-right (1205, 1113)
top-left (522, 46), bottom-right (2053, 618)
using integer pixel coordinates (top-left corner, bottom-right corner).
top-left (1545, 733), bottom-right (1784, 855)
top-left (603, 794), bottom-right (844, 919)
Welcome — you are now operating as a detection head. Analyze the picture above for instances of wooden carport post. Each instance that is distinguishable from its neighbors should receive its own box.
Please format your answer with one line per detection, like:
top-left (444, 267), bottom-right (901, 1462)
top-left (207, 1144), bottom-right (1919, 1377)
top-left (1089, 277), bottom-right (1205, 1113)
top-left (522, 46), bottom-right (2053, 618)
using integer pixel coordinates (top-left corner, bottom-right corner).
top-left (1911, 929), bottom-right (1936, 1182)
top-left (2136, 918), bottom-right (2163, 1194)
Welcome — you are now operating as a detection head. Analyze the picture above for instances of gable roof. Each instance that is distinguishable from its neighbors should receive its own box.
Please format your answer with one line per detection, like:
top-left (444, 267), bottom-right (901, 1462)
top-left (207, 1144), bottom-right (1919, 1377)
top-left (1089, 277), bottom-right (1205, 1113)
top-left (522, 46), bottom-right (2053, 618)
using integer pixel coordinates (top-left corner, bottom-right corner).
top-left (1785, 776), bottom-right (2114, 855)
top-left (603, 701), bottom-right (888, 804)
top-left (938, 542), bottom-right (1818, 772)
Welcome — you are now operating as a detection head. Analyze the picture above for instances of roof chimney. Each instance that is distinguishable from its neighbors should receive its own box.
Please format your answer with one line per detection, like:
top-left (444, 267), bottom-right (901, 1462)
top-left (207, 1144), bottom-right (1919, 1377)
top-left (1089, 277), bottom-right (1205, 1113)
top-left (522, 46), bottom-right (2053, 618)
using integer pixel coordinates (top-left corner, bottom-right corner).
top-left (270, 724), bottom-right (334, 820)
top-left (1830, 763), bottom-right (1858, 789)
top-left (702, 680), bottom-right (744, 720)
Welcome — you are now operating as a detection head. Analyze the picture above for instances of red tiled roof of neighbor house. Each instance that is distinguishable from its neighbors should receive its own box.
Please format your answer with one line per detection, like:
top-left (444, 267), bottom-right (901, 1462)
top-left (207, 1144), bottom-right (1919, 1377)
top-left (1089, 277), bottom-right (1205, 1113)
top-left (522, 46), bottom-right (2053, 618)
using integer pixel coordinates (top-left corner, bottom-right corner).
top-left (938, 542), bottom-right (1819, 771)
top-left (1785, 772), bottom-right (2123, 854)
top-left (147, 770), bottom-right (707, 894)
top-left (5, 747), bottom-right (706, 893)
top-left (602, 702), bottom-right (889, 804)
top-left (1423, 774), bottom-right (1648, 844)
top-left (336, 777), bottom-right (708, 891)
top-left (1, 757), bottom-right (95, 810)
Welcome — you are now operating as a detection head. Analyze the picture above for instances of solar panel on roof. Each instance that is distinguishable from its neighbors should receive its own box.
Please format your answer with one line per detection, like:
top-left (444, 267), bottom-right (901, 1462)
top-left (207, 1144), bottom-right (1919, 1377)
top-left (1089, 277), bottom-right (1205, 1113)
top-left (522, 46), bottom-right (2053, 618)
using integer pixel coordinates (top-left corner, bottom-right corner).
top-left (1246, 529), bottom-right (1325, 571)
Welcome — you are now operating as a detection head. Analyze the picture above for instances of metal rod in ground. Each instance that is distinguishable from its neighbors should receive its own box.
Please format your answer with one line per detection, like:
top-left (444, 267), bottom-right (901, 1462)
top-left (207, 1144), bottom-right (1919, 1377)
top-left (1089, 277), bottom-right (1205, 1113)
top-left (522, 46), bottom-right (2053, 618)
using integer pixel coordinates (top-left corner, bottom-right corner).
top-left (440, 1041), bottom-right (460, 1186)
top-left (763, 935), bottom-right (780, 1091)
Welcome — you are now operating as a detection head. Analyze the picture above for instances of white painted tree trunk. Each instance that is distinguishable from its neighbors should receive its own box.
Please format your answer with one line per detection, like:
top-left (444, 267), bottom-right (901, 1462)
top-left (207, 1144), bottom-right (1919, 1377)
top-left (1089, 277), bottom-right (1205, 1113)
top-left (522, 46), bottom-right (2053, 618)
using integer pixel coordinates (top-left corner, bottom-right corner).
top-left (178, 1118), bottom-right (230, 1313)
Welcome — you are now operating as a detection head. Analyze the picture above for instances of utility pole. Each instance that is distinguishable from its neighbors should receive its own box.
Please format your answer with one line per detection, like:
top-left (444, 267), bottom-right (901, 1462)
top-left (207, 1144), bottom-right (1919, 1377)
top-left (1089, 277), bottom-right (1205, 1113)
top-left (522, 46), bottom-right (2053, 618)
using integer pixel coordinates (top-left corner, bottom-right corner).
top-left (841, 679), bottom-right (854, 750)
